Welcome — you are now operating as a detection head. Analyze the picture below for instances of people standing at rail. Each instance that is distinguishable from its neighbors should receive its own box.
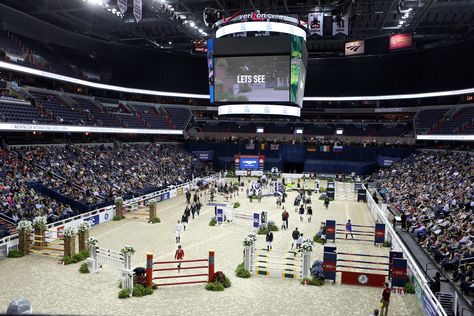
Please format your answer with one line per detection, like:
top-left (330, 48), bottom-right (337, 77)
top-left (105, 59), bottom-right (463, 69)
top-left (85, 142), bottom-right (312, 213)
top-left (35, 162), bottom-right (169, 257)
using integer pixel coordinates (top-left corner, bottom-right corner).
top-left (296, 233), bottom-right (304, 249)
top-left (380, 282), bottom-right (391, 316)
top-left (174, 245), bottom-right (184, 271)
top-left (175, 220), bottom-right (183, 243)
top-left (345, 219), bottom-right (354, 239)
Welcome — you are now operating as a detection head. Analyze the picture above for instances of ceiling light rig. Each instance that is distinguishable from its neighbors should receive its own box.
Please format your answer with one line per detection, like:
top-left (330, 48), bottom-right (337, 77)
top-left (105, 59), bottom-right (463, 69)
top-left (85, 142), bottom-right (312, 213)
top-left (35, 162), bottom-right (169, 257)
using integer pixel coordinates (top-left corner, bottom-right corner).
top-left (81, 0), bottom-right (124, 18)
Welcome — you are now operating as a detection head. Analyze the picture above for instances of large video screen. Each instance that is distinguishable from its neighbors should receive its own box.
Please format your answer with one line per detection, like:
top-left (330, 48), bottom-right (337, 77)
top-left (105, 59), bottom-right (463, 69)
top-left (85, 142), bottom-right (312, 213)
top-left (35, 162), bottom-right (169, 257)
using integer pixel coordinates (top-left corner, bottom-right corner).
top-left (239, 157), bottom-right (259, 170)
top-left (214, 55), bottom-right (290, 102)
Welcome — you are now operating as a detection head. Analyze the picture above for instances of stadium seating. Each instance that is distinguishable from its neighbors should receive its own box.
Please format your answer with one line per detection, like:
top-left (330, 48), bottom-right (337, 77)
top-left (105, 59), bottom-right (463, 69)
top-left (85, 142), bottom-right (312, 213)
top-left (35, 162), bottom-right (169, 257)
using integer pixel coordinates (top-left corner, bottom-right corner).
top-left (0, 100), bottom-right (55, 124)
top-left (415, 108), bottom-right (449, 133)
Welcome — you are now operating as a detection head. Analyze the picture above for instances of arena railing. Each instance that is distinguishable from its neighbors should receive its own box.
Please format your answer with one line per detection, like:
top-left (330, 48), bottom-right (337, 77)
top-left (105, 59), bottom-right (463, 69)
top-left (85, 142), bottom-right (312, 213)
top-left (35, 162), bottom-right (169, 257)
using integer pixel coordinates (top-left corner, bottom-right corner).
top-left (365, 185), bottom-right (447, 316)
top-left (0, 173), bottom-right (220, 258)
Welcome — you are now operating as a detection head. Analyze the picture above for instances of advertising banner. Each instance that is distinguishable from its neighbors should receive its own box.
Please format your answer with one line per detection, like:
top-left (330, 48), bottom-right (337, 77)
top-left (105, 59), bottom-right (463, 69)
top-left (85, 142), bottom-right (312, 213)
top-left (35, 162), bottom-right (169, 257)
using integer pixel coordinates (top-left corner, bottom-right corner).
top-left (389, 33), bottom-right (413, 50)
top-left (345, 40), bottom-right (365, 56)
top-left (133, 0), bottom-right (142, 23)
top-left (332, 15), bottom-right (349, 36)
top-left (308, 12), bottom-right (324, 36)
top-left (117, 0), bottom-right (127, 14)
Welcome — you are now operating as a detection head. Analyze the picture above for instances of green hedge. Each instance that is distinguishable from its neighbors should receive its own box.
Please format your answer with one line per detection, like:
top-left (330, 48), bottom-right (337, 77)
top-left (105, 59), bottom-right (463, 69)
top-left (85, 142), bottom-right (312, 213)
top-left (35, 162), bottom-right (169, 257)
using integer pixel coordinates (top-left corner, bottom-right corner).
top-left (235, 263), bottom-right (251, 278)
top-left (63, 250), bottom-right (89, 265)
top-left (7, 249), bottom-right (23, 258)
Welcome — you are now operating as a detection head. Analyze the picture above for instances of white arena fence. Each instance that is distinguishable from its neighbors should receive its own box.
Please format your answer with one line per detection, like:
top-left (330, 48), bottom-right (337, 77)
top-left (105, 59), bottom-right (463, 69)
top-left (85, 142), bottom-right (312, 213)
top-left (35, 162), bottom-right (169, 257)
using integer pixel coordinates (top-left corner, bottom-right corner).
top-left (87, 244), bottom-right (133, 292)
top-left (365, 186), bottom-right (447, 316)
top-left (0, 174), bottom-right (220, 259)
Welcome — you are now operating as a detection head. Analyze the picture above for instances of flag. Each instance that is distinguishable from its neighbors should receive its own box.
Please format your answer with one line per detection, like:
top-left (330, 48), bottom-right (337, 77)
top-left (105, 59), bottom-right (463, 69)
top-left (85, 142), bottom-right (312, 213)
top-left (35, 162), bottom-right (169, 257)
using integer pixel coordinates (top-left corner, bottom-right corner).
top-left (332, 15), bottom-right (349, 36)
top-left (307, 146), bottom-right (316, 152)
top-left (117, 0), bottom-right (127, 14)
top-left (133, 0), bottom-right (142, 23)
top-left (320, 145), bottom-right (331, 152)
top-left (245, 143), bottom-right (255, 150)
top-left (260, 143), bottom-right (267, 150)
top-left (333, 145), bottom-right (343, 153)
top-left (308, 12), bottom-right (324, 36)
top-left (270, 144), bottom-right (280, 151)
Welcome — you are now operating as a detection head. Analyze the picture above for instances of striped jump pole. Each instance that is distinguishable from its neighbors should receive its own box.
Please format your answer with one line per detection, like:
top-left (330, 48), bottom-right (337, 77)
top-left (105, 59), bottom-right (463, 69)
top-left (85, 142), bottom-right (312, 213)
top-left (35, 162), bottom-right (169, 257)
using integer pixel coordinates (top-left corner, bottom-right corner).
top-left (337, 259), bottom-right (390, 266)
top-left (329, 220), bottom-right (386, 245)
top-left (147, 250), bottom-right (214, 287)
top-left (337, 252), bottom-right (389, 259)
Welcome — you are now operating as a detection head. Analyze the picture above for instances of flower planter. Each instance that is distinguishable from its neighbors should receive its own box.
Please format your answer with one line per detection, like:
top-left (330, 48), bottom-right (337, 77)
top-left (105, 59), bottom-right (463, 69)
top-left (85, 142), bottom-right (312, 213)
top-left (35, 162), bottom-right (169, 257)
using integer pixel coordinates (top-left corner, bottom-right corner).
top-left (64, 236), bottom-right (76, 258)
top-left (34, 228), bottom-right (46, 248)
top-left (78, 231), bottom-right (89, 253)
top-left (18, 230), bottom-right (31, 255)
top-left (149, 203), bottom-right (157, 220)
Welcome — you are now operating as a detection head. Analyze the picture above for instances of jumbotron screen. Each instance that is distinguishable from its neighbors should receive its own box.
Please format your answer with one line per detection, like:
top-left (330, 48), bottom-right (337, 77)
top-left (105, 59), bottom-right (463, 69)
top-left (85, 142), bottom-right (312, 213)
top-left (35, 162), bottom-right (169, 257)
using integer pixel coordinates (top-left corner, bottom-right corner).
top-left (214, 55), bottom-right (290, 103)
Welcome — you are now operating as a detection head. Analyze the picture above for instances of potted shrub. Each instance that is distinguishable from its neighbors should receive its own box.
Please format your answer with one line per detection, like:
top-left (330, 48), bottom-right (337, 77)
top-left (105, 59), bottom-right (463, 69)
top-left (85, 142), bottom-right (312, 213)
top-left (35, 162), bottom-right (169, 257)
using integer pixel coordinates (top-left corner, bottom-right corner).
top-left (16, 220), bottom-right (33, 255)
top-left (77, 221), bottom-right (92, 253)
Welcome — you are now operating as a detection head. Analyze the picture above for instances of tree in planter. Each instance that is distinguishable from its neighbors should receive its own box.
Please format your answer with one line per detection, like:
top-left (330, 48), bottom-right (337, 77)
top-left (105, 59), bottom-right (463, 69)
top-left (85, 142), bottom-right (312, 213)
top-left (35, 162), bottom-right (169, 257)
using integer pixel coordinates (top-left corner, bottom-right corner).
top-left (114, 197), bottom-right (124, 219)
top-left (16, 220), bottom-right (33, 255)
top-left (32, 216), bottom-right (47, 248)
top-left (77, 221), bottom-right (92, 253)
top-left (62, 226), bottom-right (77, 258)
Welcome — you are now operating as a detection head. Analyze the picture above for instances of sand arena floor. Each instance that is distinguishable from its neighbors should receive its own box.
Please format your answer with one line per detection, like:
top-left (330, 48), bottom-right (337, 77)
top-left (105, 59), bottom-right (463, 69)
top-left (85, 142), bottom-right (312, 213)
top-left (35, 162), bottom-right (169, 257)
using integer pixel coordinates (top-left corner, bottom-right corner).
top-left (0, 178), bottom-right (423, 316)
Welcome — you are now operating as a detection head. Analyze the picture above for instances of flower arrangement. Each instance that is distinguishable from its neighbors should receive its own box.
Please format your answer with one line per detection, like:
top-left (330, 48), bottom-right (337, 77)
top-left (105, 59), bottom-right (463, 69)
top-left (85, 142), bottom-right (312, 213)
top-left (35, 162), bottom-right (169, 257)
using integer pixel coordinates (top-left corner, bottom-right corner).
top-left (62, 226), bottom-right (77, 239)
top-left (16, 220), bottom-right (33, 232)
top-left (301, 237), bottom-right (315, 252)
top-left (243, 233), bottom-right (257, 246)
top-left (86, 237), bottom-right (98, 247)
top-left (32, 216), bottom-right (47, 230)
top-left (120, 246), bottom-right (136, 255)
top-left (77, 221), bottom-right (92, 234)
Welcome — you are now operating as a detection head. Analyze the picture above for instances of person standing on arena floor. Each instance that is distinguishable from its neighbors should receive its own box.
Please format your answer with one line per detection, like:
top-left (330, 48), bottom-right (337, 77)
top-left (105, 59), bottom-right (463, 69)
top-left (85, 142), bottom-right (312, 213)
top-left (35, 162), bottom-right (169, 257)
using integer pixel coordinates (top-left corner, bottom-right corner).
top-left (296, 233), bottom-right (304, 249)
top-left (345, 219), bottom-right (354, 239)
top-left (191, 203), bottom-right (196, 219)
top-left (380, 282), bottom-right (391, 316)
top-left (185, 190), bottom-right (191, 204)
top-left (307, 206), bottom-right (313, 223)
top-left (174, 245), bottom-right (184, 271)
top-left (369, 309), bottom-right (379, 316)
top-left (299, 204), bottom-right (305, 222)
top-left (324, 196), bottom-right (330, 209)
top-left (181, 213), bottom-right (188, 231)
top-left (282, 208), bottom-right (289, 230)
top-left (265, 230), bottom-right (273, 251)
top-left (175, 220), bottom-right (183, 243)
top-left (291, 228), bottom-right (300, 249)
top-left (196, 201), bottom-right (201, 216)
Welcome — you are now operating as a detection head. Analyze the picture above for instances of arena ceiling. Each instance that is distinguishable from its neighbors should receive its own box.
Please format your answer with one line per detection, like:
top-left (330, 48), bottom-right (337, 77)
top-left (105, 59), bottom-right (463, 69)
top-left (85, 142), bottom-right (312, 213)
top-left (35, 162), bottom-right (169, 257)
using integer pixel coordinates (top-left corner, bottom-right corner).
top-left (1, 0), bottom-right (473, 55)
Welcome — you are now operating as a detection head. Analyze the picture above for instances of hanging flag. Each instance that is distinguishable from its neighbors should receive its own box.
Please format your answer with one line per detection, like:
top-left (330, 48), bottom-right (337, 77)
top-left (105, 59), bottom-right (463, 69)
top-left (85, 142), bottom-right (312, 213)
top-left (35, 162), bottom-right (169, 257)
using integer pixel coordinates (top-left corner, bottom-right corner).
top-left (260, 143), bottom-right (267, 150)
top-left (270, 144), bottom-right (280, 151)
top-left (246, 143), bottom-right (255, 150)
top-left (308, 12), bottom-right (324, 36)
top-left (320, 145), bottom-right (331, 152)
top-left (307, 146), bottom-right (316, 152)
top-left (117, 0), bottom-right (127, 14)
top-left (133, 0), bottom-right (142, 23)
top-left (333, 145), bottom-right (344, 153)
top-left (332, 15), bottom-right (349, 36)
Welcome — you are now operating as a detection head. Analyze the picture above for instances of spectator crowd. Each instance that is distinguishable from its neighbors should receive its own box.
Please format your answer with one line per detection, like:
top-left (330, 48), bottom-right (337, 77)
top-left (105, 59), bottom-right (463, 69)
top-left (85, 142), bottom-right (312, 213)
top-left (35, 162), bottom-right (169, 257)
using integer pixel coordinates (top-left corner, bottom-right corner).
top-left (378, 151), bottom-right (474, 295)
top-left (0, 143), bottom-right (213, 232)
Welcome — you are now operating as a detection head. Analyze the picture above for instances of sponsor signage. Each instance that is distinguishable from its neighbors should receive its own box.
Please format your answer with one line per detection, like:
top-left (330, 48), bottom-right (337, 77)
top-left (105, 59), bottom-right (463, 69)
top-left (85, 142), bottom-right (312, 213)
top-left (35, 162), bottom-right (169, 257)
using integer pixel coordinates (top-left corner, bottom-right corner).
top-left (215, 12), bottom-right (304, 28)
top-left (308, 12), bottom-right (324, 36)
top-left (345, 40), bottom-right (365, 56)
top-left (218, 104), bottom-right (300, 117)
top-left (0, 122), bottom-right (182, 135)
top-left (216, 21), bottom-right (307, 40)
top-left (332, 15), bottom-right (349, 36)
top-left (133, 0), bottom-right (142, 23)
top-left (84, 214), bottom-right (100, 227)
top-left (389, 33), bottom-right (413, 50)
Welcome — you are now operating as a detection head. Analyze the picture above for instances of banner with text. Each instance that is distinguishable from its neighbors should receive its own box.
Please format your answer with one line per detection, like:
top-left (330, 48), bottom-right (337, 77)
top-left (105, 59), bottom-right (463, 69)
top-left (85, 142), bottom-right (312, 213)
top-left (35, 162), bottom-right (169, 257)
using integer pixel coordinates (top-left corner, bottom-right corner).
top-left (308, 12), bottom-right (324, 36)
top-left (117, 0), bottom-right (127, 14)
top-left (332, 15), bottom-right (349, 36)
top-left (133, 0), bottom-right (142, 23)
